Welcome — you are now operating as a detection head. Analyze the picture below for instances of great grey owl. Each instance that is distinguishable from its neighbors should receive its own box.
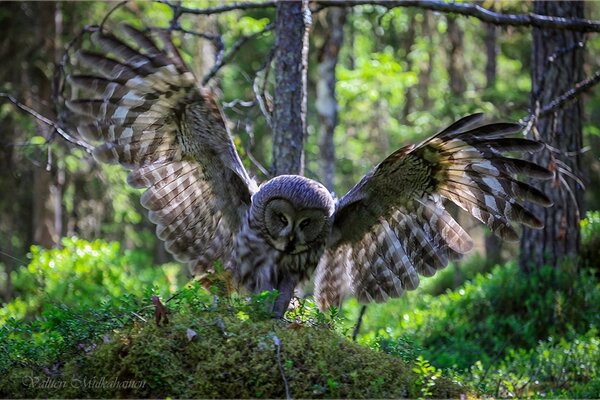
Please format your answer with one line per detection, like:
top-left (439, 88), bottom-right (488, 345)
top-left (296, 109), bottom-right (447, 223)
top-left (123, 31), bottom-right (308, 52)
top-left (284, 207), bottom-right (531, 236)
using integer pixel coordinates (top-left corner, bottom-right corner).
top-left (65, 25), bottom-right (552, 317)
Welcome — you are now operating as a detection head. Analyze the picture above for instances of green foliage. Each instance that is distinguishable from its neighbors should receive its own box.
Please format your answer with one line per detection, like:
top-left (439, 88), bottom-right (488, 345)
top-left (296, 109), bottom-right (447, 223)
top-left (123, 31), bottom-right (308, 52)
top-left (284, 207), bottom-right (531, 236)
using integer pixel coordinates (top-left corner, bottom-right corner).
top-left (1, 284), bottom-right (467, 399)
top-left (581, 210), bottom-right (600, 269)
top-left (1, 238), bottom-right (183, 324)
top-left (465, 329), bottom-right (600, 398)
top-left (356, 262), bottom-right (600, 370)
top-left (0, 238), bottom-right (185, 376)
top-left (417, 253), bottom-right (495, 296)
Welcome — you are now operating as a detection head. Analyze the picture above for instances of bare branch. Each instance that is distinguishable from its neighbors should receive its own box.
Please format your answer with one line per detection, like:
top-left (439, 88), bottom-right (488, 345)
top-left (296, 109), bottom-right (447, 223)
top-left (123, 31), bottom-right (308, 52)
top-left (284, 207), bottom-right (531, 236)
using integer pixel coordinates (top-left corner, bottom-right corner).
top-left (0, 93), bottom-right (93, 153)
top-left (158, 0), bottom-right (277, 15)
top-left (540, 69), bottom-right (600, 117)
top-left (317, 0), bottom-right (600, 32)
top-left (253, 45), bottom-right (276, 128)
top-left (202, 23), bottom-right (274, 85)
top-left (159, 0), bottom-right (600, 33)
top-left (352, 305), bottom-right (367, 342)
top-left (100, 1), bottom-right (129, 32)
top-left (154, 26), bottom-right (225, 70)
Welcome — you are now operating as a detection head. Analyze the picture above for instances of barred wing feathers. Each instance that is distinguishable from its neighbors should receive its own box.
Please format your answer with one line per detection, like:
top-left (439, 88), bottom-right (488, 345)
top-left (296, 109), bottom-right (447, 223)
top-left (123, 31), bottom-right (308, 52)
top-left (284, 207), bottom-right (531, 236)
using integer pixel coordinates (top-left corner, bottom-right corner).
top-left (66, 25), bottom-right (256, 269)
top-left (315, 114), bottom-right (552, 310)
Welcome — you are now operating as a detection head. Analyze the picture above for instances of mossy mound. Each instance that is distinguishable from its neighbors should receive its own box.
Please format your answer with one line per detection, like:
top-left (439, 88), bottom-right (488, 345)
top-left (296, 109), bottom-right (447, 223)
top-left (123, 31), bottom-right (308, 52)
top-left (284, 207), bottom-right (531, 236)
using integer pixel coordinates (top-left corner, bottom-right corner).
top-left (2, 293), bottom-right (469, 398)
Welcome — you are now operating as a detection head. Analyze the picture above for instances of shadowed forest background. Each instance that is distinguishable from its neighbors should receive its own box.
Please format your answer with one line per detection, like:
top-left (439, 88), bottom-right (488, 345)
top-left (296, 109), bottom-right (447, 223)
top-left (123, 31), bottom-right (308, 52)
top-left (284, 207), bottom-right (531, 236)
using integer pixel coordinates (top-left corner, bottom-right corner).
top-left (1, 1), bottom-right (600, 398)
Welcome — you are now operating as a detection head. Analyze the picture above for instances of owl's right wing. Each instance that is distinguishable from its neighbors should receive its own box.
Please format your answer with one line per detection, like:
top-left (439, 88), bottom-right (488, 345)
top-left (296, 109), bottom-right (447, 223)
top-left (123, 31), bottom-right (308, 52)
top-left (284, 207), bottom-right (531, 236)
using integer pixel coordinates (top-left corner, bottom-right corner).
top-left (65, 25), bottom-right (256, 269)
top-left (314, 114), bottom-right (553, 310)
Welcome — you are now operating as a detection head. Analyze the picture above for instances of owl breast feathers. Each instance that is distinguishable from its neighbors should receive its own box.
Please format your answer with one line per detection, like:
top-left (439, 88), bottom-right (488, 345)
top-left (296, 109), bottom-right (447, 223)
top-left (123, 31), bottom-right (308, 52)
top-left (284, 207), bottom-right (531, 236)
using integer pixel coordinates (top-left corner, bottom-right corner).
top-left (66, 24), bottom-right (552, 317)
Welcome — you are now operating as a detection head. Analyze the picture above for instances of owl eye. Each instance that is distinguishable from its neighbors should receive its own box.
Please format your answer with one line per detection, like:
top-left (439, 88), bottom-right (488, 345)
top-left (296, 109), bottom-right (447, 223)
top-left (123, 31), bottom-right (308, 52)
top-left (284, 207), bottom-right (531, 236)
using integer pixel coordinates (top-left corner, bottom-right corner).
top-left (299, 219), bottom-right (310, 229)
top-left (277, 213), bottom-right (288, 225)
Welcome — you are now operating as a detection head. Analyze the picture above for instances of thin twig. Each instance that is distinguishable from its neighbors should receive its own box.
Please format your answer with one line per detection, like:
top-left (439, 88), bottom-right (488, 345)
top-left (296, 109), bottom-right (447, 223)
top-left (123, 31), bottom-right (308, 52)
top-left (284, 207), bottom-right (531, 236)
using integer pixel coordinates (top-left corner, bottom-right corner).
top-left (0, 93), bottom-right (93, 153)
top-left (100, 0), bottom-right (129, 33)
top-left (202, 23), bottom-right (274, 85)
top-left (317, 0), bottom-right (600, 32)
top-left (158, 0), bottom-right (277, 16)
top-left (130, 311), bottom-right (147, 323)
top-left (244, 119), bottom-right (270, 178)
top-left (0, 249), bottom-right (29, 266)
top-left (534, 40), bottom-right (586, 104)
top-left (163, 26), bottom-right (225, 67)
top-left (540, 69), bottom-right (600, 117)
top-left (252, 45), bottom-right (276, 128)
top-left (352, 305), bottom-right (367, 341)
top-left (159, 0), bottom-right (600, 32)
top-left (222, 99), bottom-right (255, 109)
top-left (273, 335), bottom-right (291, 400)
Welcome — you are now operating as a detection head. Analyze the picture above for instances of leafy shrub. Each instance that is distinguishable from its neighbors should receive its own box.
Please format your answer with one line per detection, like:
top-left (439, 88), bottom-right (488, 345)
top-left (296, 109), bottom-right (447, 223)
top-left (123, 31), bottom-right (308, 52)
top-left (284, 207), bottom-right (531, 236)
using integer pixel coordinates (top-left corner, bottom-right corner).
top-left (466, 328), bottom-right (600, 398)
top-left (355, 262), bottom-right (600, 369)
top-left (0, 283), bottom-right (468, 399)
top-left (581, 210), bottom-right (600, 270)
top-left (418, 253), bottom-right (494, 296)
top-left (1, 237), bottom-right (184, 324)
top-left (0, 238), bottom-right (186, 374)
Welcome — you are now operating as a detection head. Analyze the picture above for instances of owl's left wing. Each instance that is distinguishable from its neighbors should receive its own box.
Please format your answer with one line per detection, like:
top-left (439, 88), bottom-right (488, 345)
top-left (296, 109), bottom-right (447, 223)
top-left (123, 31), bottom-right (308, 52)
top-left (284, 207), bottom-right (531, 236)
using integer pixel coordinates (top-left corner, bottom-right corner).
top-left (314, 113), bottom-right (552, 310)
top-left (65, 25), bottom-right (256, 270)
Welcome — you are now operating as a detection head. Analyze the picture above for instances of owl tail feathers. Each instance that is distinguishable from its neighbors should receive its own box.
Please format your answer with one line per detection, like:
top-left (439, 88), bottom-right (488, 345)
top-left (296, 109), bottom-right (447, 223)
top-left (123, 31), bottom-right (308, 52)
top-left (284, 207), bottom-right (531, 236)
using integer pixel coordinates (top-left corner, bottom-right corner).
top-left (418, 117), bottom-right (553, 242)
top-left (64, 24), bottom-right (196, 168)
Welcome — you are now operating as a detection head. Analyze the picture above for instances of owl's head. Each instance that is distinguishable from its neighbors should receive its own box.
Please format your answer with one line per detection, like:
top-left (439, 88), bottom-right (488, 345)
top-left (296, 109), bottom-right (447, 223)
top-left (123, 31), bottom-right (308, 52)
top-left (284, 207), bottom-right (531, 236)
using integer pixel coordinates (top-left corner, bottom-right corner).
top-left (251, 175), bottom-right (335, 254)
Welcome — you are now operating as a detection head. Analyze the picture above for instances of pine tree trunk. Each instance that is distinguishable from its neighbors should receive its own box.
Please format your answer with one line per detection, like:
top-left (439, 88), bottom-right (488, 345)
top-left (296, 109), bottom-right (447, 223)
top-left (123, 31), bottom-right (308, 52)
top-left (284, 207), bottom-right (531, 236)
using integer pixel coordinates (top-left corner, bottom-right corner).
top-left (483, 20), bottom-right (502, 265)
top-left (417, 11), bottom-right (434, 110)
top-left (484, 23), bottom-right (498, 88)
top-left (447, 16), bottom-right (466, 96)
top-left (30, 2), bottom-right (62, 248)
top-left (401, 12), bottom-right (416, 121)
top-left (271, 0), bottom-right (311, 176)
top-left (316, 7), bottom-right (346, 191)
top-left (520, 1), bottom-right (585, 272)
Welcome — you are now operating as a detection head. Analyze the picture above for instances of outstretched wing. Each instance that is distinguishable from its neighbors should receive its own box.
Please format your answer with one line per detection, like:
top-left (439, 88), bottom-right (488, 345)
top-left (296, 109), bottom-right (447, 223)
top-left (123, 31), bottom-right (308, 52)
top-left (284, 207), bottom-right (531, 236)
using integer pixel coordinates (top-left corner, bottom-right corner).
top-left (314, 113), bottom-right (552, 310)
top-left (66, 25), bottom-right (257, 270)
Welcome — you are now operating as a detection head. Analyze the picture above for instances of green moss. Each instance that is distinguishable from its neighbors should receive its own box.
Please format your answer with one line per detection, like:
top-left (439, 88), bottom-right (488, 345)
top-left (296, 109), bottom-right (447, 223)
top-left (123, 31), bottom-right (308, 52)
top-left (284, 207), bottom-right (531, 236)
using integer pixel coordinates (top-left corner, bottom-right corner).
top-left (2, 307), bottom-right (468, 398)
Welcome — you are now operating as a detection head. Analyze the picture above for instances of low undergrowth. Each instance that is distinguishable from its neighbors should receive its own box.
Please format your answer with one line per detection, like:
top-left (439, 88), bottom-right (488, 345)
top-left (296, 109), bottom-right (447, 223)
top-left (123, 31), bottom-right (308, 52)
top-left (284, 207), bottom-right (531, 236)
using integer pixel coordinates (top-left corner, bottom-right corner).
top-left (1, 285), bottom-right (467, 398)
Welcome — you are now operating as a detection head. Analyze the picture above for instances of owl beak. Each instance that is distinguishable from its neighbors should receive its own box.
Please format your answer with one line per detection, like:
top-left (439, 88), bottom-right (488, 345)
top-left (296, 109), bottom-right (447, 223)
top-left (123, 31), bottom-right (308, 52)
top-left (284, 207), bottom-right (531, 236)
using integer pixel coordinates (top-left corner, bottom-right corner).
top-left (285, 235), bottom-right (295, 252)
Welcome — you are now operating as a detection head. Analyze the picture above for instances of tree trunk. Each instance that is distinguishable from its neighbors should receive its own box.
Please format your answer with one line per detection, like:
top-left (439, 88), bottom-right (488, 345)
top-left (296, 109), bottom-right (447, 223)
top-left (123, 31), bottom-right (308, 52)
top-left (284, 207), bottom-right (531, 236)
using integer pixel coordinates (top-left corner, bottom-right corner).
top-left (484, 22), bottom-right (498, 88)
top-left (520, 1), bottom-right (585, 272)
top-left (417, 11), bottom-right (434, 110)
top-left (316, 7), bottom-right (346, 191)
top-left (401, 12), bottom-right (416, 121)
top-left (29, 2), bottom-right (62, 248)
top-left (483, 20), bottom-right (502, 265)
top-left (447, 15), bottom-right (466, 96)
top-left (271, 0), bottom-right (311, 176)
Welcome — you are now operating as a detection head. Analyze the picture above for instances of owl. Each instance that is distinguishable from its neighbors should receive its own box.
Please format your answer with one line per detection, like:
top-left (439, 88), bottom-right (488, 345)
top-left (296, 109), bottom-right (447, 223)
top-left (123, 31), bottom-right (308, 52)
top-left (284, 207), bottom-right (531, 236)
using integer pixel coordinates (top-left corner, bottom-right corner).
top-left (65, 25), bottom-right (552, 317)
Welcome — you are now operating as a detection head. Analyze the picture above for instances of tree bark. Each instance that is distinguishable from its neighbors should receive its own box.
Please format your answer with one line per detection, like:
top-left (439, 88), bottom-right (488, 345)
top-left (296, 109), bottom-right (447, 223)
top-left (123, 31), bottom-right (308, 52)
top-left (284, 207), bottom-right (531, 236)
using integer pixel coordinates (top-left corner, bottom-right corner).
top-left (29, 2), bottom-right (62, 249)
top-left (271, 0), bottom-right (311, 176)
top-left (417, 11), bottom-right (434, 110)
top-left (401, 12), bottom-right (416, 121)
top-left (447, 15), bottom-right (466, 96)
top-left (483, 19), bottom-right (502, 265)
top-left (316, 7), bottom-right (347, 191)
top-left (484, 22), bottom-right (498, 88)
top-left (520, 1), bottom-right (585, 272)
